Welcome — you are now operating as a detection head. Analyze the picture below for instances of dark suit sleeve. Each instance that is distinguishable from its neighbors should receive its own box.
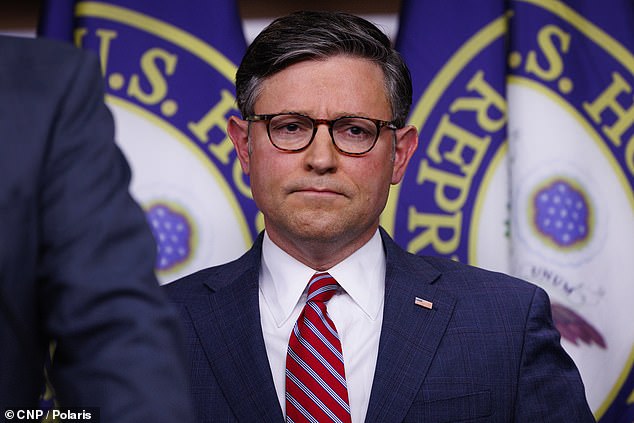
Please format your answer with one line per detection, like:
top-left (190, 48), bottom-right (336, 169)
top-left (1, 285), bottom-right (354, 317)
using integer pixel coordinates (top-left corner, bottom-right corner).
top-left (34, 47), bottom-right (193, 422)
top-left (514, 287), bottom-right (595, 422)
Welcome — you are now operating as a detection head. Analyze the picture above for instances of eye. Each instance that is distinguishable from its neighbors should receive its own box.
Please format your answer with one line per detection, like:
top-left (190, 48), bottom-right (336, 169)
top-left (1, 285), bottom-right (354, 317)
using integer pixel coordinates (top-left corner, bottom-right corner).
top-left (335, 118), bottom-right (376, 140)
top-left (269, 115), bottom-right (312, 138)
top-left (347, 125), bottom-right (370, 136)
top-left (275, 119), bottom-right (301, 131)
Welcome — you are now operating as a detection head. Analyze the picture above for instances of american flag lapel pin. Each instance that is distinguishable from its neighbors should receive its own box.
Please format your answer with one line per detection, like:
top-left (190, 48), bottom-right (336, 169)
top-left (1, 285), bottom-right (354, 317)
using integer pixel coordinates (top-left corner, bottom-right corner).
top-left (415, 297), bottom-right (433, 310)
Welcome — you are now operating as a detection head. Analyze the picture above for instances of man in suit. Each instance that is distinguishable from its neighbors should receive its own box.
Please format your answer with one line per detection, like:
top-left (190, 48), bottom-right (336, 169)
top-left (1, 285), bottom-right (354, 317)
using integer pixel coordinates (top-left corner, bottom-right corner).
top-left (164, 11), bottom-right (595, 422)
top-left (0, 35), bottom-right (193, 421)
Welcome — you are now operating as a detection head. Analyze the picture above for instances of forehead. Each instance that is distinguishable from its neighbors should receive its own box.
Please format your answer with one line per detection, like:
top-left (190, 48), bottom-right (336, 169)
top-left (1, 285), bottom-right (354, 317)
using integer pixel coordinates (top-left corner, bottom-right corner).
top-left (255, 56), bottom-right (391, 117)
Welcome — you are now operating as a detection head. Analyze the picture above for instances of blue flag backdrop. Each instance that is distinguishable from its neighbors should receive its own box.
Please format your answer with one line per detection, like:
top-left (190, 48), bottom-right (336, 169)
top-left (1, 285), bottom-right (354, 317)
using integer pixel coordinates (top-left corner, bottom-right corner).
top-left (394, 1), bottom-right (634, 422)
top-left (38, 1), bottom-right (634, 421)
top-left (39, 0), bottom-right (254, 284)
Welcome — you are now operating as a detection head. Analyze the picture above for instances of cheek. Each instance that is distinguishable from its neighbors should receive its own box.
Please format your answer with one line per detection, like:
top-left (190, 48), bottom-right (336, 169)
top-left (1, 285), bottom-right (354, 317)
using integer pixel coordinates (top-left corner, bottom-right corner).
top-left (248, 152), bottom-right (290, 196)
top-left (356, 157), bottom-right (393, 187)
top-left (249, 162), bottom-right (274, 193)
top-left (349, 161), bottom-right (393, 210)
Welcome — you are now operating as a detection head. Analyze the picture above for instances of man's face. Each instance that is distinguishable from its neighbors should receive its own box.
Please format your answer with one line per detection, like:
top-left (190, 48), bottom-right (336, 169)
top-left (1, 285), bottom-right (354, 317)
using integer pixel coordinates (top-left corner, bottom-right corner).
top-left (229, 56), bottom-right (417, 265)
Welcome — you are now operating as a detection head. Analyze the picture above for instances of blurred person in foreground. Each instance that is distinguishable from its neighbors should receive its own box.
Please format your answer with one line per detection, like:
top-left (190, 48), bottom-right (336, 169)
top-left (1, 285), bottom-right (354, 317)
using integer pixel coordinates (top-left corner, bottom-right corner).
top-left (0, 35), bottom-right (193, 422)
top-left (164, 11), bottom-right (595, 423)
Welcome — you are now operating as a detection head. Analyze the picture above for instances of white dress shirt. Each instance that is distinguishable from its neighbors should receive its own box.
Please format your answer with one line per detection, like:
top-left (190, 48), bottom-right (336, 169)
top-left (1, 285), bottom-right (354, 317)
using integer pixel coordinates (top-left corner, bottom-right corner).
top-left (259, 230), bottom-right (386, 423)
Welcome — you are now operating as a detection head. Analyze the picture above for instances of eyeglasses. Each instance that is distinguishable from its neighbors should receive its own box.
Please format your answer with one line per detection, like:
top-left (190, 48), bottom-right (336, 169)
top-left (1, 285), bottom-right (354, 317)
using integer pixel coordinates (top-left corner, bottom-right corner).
top-left (246, 112), bottom-right (398, 156)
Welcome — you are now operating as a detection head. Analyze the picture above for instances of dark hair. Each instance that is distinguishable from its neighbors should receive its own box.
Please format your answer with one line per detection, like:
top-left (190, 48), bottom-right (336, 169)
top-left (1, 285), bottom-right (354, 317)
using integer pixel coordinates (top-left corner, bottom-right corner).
top-left (235, 10), bottom-right (412, 127)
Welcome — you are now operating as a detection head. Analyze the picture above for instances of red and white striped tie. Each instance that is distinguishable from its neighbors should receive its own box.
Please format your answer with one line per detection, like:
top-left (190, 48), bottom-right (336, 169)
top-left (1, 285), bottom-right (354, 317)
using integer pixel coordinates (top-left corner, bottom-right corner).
top-left (285, 272), bottom-right (351, 423)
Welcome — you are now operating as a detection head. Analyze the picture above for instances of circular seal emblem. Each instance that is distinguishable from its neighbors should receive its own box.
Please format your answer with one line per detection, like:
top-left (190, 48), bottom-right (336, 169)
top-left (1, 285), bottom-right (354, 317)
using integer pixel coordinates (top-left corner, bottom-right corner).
top-left (389, 0), bottom-right (634, 419)
top-left (73, 2), bottom-right (259, 282)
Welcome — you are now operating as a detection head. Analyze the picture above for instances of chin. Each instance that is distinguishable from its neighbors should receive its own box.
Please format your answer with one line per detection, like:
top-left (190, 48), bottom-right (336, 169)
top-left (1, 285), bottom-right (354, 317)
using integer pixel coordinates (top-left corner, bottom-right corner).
top-left (290, 218), bottom-right (346, 242)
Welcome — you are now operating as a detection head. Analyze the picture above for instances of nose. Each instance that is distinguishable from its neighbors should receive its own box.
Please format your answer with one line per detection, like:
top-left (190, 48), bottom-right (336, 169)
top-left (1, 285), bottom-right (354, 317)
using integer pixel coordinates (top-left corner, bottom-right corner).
top-left (303, 124), bottom-right (338, 173)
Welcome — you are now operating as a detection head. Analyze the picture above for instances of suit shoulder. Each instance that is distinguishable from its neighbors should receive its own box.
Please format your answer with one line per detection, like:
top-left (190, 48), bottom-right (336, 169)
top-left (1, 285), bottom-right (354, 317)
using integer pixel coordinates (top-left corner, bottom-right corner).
top-left (381, 228), bottom-right (540, 296)
top-left (162, 248), bottom-right (257, 300)
top-left (0, 35), bottom-right (99, 81)
top-left (419, 254), bottom-right (539, 294)
top-left (162, 266), bottom-right (219, 298)
top-left (1, 35), bottom-right (90, 62)
top-left (410, 255), bottom-right (553, 329)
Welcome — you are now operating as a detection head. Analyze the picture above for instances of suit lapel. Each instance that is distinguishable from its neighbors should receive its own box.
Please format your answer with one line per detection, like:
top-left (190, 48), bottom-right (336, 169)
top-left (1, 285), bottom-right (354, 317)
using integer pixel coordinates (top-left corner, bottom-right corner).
top-left (182, 230), bottom-right (455, 423)
top-left (364, 232), bottom-right (457, 423)
top-left (186, 239), bottom-right (284, 423)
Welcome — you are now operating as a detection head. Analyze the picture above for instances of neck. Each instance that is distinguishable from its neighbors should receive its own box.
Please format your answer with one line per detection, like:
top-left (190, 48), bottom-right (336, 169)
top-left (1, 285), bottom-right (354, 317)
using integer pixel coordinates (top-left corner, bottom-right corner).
top-left (265, 226), bottom-right (378, 271)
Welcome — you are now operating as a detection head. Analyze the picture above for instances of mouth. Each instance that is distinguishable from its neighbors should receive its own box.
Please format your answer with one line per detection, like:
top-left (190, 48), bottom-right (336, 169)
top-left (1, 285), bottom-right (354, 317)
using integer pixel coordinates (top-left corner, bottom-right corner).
top-left (293, 188), bottom-right (343, 197)
top-left (289, 184), bottom-right (347, 199)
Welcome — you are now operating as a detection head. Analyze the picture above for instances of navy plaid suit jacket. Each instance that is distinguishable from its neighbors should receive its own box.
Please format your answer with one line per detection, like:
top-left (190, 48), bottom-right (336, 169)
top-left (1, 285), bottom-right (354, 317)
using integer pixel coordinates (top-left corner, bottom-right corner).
top-left (164, 229), bottom-right (595, 422)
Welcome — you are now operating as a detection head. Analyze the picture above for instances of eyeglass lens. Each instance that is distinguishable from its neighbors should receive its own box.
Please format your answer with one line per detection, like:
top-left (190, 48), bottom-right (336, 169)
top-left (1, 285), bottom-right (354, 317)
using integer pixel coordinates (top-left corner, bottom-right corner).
top-left (267, 114), bottom-right (379, 154)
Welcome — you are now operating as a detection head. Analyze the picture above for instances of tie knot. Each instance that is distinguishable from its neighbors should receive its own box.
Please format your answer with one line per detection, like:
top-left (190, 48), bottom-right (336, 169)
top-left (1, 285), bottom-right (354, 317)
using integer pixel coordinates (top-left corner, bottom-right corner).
top-left (307, 272), bottom-right (338, 304)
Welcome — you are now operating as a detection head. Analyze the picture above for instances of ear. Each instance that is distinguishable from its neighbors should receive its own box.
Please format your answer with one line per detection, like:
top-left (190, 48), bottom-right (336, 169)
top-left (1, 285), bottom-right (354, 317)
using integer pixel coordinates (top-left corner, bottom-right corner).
top-left (228, 115), bottom-right (251, 175)
top-left (391, 124), bottom-right (418, 184)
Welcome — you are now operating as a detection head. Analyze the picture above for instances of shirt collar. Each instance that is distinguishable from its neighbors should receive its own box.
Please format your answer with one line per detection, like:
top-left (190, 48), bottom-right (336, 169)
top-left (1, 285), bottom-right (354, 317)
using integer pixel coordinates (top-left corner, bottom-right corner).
top-left (260, 230), bottom-right (386, 327)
